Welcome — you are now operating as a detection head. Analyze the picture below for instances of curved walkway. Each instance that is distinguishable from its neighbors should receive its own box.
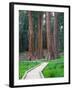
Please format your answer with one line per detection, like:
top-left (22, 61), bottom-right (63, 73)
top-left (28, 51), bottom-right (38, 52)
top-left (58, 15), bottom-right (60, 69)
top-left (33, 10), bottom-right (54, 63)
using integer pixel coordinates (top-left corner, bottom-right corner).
top-left (24, 62), bottom-right (48, 79)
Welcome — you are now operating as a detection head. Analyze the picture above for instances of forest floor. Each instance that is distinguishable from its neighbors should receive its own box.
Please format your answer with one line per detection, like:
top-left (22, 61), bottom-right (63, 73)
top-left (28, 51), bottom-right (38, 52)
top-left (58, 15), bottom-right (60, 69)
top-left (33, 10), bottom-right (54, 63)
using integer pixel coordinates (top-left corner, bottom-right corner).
top-left (24, 62), bottom-right (48, 79)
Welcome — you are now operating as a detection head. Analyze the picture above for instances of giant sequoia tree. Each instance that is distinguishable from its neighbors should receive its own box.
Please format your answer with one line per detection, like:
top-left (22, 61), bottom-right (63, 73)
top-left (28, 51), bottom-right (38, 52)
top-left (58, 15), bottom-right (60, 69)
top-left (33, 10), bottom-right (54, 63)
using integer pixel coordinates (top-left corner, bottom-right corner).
top-left (54, 12), bottom-right (58, 58)
top-left (28, 11), bottom-right (34, 56)
top-left (38, 13), bottom-right (43, 58)
top-left (46, 12), bottom-right (54, 60)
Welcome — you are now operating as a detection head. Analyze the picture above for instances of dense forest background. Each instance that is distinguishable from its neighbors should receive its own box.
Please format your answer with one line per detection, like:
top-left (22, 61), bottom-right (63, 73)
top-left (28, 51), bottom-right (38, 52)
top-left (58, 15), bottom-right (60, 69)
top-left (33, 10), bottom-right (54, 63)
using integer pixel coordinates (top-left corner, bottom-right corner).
top-left (19, 10), bottom-right (64, 60)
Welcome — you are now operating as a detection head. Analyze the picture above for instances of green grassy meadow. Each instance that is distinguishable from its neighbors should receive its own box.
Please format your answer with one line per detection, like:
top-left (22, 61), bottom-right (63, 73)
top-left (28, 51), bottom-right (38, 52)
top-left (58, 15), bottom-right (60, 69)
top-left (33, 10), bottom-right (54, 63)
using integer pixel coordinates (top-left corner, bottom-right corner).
top-left (42, 56), bottom-right (64, 78)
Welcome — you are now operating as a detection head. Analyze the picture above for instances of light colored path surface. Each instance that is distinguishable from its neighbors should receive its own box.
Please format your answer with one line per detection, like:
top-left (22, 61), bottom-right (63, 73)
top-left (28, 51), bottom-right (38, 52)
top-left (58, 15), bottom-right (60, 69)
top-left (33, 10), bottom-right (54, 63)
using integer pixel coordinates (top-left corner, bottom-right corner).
top-left (25, 62), bottom-right (48, 79)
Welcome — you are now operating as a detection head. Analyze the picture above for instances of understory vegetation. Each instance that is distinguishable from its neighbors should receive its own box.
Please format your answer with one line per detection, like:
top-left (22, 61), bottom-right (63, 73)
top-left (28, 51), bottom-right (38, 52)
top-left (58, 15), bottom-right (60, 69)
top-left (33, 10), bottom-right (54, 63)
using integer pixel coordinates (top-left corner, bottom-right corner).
top-left (42, 56), bottom-right (64, 78)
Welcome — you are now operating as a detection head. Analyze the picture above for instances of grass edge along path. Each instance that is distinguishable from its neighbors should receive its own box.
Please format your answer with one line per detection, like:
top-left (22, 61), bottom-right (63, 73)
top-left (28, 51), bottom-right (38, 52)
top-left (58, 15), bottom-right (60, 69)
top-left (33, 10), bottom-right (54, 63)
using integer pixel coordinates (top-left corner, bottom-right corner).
top-left (19, 60), bottom-right (42, 79)
top-left (42, 56), bottom-right (64, 78)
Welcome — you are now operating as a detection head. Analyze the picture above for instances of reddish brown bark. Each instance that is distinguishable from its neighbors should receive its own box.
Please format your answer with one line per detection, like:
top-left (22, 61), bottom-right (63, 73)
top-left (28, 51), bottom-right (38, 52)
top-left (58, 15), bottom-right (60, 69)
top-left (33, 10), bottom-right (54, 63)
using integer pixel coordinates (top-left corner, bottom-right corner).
top-left (46, 12), bottom-right (54, 60)
top-left (28, 11), bottom-right (34, 58)
top-left (53, 12), bottom-right (58, 58)
top-left (38, 14), bottom-right (43, 58)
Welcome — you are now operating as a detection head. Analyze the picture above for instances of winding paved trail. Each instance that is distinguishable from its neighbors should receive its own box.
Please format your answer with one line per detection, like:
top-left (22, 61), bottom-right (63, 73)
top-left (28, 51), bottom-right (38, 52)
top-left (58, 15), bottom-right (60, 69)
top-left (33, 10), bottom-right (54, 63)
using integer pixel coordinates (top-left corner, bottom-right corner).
top-left (24, 62), bottom-right (48, 79)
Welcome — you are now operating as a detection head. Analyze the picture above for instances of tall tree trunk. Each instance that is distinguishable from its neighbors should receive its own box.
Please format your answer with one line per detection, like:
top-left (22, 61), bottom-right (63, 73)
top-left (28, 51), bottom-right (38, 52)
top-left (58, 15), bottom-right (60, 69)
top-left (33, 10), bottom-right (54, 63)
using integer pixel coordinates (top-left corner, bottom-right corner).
top-left (53, 12), bottom-right (58, 58)
top-left (38, 14), bottom-right (43, 58)
top-left (46, 12), bottom-right (54, 60)
top-left (28, 11), bottom-right (34, 57)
